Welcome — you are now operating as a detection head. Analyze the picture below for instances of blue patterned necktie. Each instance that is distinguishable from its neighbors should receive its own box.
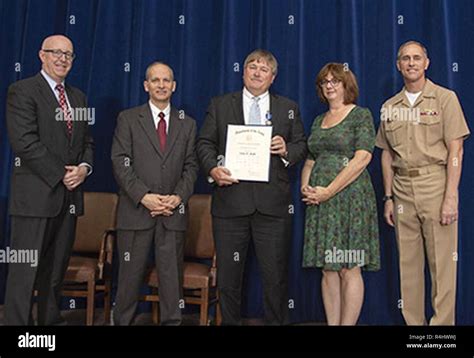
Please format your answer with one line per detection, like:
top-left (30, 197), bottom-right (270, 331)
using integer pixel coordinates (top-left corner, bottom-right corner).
top-left (248, 96), bottom-right (261, 125)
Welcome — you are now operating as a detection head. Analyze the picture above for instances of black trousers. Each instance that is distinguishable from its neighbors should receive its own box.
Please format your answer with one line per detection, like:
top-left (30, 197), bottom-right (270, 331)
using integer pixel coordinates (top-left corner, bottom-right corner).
top-left (4, 198), bottom-right (76, 325)
top-left (114, 221), bottom-right (185, 326)
top-left (213, 211), bottom-right (291, 325)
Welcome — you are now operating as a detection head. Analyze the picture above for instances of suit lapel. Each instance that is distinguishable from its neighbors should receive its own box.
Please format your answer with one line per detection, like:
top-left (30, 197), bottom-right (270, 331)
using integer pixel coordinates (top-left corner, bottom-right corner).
top-left (65, 84), bottom-right (80, 145)
top-left (138, 104), bottom-right (163, 157)
top-left (231, 92), bottom-right (245, 125)
top-left (269, 92), bottom-right (284, 137)
top-left (36, 73), bottom-right (59, 110)
top-left (35, 73), bottom-right (71, 142)
top-left (269, 93), bottom-right (280, 124)
top-left (162, 107), bottom-right (183, 162)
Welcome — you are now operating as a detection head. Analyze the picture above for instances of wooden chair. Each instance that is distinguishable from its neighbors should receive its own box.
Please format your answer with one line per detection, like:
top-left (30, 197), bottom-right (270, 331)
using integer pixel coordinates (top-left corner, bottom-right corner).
top-left (142, 194), bottom-right (221, 325)
top-left (62, 192), bottom-right (118, 325)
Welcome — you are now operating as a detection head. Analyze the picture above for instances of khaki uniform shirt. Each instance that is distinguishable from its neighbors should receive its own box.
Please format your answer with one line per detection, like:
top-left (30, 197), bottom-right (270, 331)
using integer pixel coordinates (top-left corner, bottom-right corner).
top-left (375, 79), bottom-right (470, 169)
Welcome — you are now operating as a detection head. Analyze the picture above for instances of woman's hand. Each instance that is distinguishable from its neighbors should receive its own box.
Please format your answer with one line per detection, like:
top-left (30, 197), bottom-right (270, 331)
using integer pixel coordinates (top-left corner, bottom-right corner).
top-left (301, 184), bottom-right (312, 196)
top-left (302, 185), bottom-right (320, 205)
top-left (312, 186), bottom-right (333, 204)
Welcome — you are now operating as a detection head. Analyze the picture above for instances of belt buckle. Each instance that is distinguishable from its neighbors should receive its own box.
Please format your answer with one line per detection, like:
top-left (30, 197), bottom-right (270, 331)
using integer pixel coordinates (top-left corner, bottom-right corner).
top-left (408, 169), bottom-right (419, 177)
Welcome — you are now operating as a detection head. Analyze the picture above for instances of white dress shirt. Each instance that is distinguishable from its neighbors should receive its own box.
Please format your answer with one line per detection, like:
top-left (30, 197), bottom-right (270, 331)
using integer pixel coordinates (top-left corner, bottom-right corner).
top-left (149, 101), bottom-right (171, 134)
top-left (242, 87), bottom-right (289, 167)
top-left (41, 69), bottom-right (72, 107)
top-left (40, 70), bottom-right (92, 175)
top-left (243, 87), bottom-right (270, 125)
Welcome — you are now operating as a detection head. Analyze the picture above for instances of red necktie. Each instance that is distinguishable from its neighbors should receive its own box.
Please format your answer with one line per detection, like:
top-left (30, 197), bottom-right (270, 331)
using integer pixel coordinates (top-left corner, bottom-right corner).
top-left (157, 112), bottom-right (166, 152)
top-left (55, 84), bottom-right (73, 137)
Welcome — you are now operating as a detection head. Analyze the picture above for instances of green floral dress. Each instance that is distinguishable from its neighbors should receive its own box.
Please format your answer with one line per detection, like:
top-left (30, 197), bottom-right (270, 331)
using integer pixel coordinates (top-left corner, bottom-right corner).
top-left (302, 106), bottom-right (380, 271)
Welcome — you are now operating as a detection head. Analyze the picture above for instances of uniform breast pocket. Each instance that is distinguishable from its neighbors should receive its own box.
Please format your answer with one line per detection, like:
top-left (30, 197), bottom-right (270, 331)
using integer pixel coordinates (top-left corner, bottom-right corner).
top-left (384, 121), bottom-right (404, 148)
top-left (418, 115), bottom-right (442, 147)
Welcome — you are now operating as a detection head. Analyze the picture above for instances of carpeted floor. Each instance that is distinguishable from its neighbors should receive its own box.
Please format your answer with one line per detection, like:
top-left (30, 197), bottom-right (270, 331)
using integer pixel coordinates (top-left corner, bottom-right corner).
top-left (0, 304), bottom-right (303, 326)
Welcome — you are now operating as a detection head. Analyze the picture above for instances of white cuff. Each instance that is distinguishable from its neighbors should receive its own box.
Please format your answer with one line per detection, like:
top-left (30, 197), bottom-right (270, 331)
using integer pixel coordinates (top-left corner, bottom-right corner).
top-left (79, 162), bottom-right (93, 176)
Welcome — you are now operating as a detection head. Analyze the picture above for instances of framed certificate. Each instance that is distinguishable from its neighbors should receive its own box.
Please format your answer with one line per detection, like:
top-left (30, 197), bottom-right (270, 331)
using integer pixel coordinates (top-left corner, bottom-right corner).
top-left (224, 124), bottom-right (273, 182)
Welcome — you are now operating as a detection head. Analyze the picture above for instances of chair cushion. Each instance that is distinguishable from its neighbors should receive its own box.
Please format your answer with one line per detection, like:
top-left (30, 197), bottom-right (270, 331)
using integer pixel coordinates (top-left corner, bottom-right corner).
top-left (64, 256), bottom-right (98, 283)
top-left (183, 262), bottom-right (211, 288)
top-left (146, 262), bottom-right (210, 289)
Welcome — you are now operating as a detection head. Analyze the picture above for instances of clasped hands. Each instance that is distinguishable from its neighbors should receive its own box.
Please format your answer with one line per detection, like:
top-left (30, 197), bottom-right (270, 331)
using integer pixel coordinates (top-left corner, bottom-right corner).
top-left (210, 136), bottom-right (287, 187)
top-left (141, 193), bottom-right (181, 217)
top-left (301, 185), bottom-right (333, 205)
top-left (63, 165), bottom-right (88, 191)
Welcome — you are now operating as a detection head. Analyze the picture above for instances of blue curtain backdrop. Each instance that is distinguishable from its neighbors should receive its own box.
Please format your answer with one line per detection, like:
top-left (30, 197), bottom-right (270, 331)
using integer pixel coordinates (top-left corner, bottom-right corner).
top-left (0, 0), bottom-right (472, 325)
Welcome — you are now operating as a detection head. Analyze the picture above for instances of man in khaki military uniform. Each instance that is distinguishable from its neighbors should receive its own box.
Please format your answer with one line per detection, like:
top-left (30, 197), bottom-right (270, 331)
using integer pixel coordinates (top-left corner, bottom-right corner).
top-left (376, 41), bottom-right (470, 325)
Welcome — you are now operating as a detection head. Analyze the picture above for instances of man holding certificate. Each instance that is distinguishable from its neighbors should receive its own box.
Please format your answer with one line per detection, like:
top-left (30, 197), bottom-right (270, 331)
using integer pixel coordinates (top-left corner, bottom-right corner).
top-left (197, 49), bottom-right (307, 325)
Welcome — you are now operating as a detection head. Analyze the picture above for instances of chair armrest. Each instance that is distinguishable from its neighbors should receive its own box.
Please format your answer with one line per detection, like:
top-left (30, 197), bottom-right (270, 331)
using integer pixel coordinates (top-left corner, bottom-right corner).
top-left (98, 229), bottom-right (116, 280)
top-left (210, 252), bottom-right (217, 287)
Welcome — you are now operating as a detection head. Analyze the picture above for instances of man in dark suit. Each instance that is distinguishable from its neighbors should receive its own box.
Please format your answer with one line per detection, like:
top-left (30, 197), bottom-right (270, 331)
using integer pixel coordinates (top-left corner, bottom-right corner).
top-left (111, 62), bottom-right (198, 325)
top-left (5, 35), bottom-right (94, 325)
top-left (197, 49), bottom-right (307, 325)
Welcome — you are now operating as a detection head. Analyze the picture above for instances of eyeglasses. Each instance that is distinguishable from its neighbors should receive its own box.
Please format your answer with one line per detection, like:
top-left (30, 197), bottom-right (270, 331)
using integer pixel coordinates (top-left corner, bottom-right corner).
top-left (42, 49), bottom-right (76, 61)
top-left (319, 79), bottom-right (341, 87)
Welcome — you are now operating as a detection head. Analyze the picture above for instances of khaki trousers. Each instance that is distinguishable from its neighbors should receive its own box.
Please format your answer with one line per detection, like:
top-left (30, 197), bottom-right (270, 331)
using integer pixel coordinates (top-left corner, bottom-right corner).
top-left (393, 168), bottom-right (457, 325)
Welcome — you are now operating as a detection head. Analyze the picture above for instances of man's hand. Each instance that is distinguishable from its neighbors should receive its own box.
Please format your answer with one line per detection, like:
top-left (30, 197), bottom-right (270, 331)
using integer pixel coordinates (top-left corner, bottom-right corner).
top-left (162, 194), bottom-right (182, 209)
top-left (210, 167), bottom-right (239, 187)
top-left (270, 135), bottom-right (287, 157)
top-left (441, 194), bottom-right (458, 226)
top-left (141, 194), bottom-right (173, 216)
top-left (384, 200), bottom-right (395, 227)
top-left (63, 165), bottom-right (88, 191)
top-left (151, 195), bottom-right (182, 217)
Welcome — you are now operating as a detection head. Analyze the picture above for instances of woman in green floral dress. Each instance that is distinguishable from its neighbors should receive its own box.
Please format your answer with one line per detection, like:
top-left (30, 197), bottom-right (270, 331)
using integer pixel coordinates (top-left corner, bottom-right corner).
top-left (301, 63), bottom-right (380, 325)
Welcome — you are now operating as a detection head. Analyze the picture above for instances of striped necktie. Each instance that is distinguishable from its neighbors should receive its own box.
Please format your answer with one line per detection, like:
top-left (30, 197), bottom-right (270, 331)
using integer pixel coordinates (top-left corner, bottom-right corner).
top-left (248, 96), bottom-right (261, 125)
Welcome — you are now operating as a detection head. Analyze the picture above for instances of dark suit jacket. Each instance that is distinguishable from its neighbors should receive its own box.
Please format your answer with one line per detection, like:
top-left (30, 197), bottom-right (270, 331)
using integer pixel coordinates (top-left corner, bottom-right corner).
top-left (6, 73), bottom-right (94, 217)
top-left (197, 91), bottom-right (307, 218)
top-left (111, 104), bottom-right (199, 231)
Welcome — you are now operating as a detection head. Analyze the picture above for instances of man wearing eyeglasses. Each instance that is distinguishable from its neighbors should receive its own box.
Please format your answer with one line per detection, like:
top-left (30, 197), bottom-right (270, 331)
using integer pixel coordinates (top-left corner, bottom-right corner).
top-left (5, 34), bottom-right (94, 325)
top-left (376, 41), bottom-right (469, 325)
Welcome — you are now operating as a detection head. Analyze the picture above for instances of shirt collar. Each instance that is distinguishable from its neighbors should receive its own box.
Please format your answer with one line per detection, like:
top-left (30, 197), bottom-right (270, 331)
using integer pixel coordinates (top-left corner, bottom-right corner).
top-left (243, 87), bottom-right (269, 101)
top-left (40, 69), bottom-right (65, 92)
top-left (149, 101), bottom-right (171, 118)
top-left (394, 78), bottom-right (437, 106)
top-left (418, 79), bottom-right (437, 99)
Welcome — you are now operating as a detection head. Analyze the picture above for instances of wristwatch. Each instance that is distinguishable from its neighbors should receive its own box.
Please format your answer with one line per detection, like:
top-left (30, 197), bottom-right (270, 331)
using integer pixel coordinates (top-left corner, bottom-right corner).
top-left (382, 195), bottom-right (394, 202)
